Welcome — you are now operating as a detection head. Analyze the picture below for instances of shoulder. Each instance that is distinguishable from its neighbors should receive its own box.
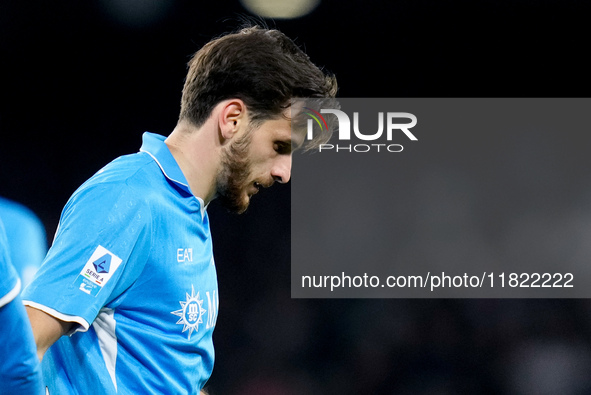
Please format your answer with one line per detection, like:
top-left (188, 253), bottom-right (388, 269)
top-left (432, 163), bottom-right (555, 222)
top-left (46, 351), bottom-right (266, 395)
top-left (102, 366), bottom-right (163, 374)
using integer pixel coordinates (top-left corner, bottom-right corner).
top-left (0, 197), bottom-right (43, 231)
top-left (57, 152), bottom-right (165, 227)
top-left (73, 152), bottom-right (166, 201)
top-left (87, 151), bottom-right (158, 186)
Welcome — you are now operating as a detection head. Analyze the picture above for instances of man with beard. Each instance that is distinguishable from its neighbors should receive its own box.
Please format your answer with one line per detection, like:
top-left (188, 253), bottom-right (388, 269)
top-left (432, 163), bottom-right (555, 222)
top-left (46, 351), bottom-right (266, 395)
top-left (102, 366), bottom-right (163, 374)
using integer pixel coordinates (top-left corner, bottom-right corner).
top-left (22, 25), bottom-right (337, 394)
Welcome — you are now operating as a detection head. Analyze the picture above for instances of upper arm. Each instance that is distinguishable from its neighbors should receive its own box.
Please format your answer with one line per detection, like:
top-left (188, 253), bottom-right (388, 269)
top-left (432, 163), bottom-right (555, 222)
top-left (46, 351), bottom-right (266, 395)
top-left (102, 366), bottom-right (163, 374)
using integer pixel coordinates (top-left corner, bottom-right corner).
top-left (26, 305), bottom-right (74, 361)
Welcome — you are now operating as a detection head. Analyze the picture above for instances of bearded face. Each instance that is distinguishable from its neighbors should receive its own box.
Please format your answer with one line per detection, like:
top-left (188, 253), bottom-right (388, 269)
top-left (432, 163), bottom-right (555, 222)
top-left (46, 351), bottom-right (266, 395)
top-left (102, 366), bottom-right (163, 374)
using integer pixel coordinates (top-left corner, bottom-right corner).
top-left (215, 114), bottom-right (294, 214)
top-left (216, 128), bottom-right (255, 214)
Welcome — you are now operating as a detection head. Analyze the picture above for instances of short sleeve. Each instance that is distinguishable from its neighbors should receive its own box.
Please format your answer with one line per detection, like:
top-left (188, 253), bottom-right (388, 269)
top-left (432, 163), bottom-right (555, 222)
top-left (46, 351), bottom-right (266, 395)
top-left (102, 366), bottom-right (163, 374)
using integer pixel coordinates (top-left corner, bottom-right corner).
top-left (22, 180), bottom-right (152, 331)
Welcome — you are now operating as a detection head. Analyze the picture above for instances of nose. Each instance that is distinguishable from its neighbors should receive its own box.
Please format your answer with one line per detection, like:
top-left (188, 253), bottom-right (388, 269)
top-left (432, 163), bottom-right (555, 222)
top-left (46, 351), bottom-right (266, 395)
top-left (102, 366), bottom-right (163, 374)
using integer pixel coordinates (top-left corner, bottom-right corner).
top-left (271, 155), bottom-right (292, 184)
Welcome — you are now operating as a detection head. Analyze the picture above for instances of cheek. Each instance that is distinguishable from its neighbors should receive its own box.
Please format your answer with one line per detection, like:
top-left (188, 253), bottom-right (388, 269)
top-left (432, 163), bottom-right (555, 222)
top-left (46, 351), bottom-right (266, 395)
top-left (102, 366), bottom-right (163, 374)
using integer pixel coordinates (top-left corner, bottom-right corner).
top-left (246, 152), bottom-right (270, 171)
top-left (247, 148), bottom-right (269, 165)
top-left (250, 161), bottom-right (272, 178)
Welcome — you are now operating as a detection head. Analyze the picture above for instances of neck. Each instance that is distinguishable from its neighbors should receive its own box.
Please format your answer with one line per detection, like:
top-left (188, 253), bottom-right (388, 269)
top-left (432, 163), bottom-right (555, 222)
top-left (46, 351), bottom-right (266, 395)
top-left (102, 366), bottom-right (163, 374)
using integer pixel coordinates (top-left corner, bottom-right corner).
top-left (165, 119), bottom-right (221, 205)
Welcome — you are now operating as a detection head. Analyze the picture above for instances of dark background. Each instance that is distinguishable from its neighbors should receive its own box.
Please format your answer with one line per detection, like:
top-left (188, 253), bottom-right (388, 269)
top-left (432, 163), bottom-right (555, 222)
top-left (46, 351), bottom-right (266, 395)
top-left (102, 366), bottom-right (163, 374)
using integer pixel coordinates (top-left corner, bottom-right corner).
top-left (2, 0), bottom-right (591, 393)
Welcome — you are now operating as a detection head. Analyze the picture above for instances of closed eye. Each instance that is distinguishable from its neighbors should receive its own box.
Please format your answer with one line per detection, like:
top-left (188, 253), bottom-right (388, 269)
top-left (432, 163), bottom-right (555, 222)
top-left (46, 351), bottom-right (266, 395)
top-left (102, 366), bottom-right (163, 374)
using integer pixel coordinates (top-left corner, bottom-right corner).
top-left (274, 141), bottom-right (292, 155)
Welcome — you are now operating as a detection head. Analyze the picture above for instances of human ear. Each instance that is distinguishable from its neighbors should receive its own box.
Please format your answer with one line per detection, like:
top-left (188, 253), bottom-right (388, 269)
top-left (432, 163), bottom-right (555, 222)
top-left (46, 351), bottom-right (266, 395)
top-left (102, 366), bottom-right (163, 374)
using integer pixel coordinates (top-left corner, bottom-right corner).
top-left (218, 99), bottom-right (245, 140)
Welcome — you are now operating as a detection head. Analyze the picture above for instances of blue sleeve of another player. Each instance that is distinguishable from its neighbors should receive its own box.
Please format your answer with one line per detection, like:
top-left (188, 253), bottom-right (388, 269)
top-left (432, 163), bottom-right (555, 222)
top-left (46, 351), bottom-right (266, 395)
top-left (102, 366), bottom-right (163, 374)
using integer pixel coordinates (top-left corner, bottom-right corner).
top-left (0, 294), bottom-right (44, 395)
top-left (22, 180), bottom-right (153, 331)
top-left (0, 219), bottom-right (19, 305)
top-left (0, 220), bottom-right (43, 394)
top-left (11, 208), bottom-right (47, 288)
top-left (0, 197), bottom-right (48, 288)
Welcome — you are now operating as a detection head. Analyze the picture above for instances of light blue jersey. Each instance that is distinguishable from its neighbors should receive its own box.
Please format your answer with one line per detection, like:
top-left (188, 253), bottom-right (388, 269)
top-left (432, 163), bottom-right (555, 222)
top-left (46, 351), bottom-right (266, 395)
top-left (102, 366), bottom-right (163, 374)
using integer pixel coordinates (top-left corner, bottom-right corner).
top-left (23, 133), bottom-right (219, 394)
top-left (0, 219), bottom-right (43, 395)
top-left (0, 197), bottom-right (47, 288)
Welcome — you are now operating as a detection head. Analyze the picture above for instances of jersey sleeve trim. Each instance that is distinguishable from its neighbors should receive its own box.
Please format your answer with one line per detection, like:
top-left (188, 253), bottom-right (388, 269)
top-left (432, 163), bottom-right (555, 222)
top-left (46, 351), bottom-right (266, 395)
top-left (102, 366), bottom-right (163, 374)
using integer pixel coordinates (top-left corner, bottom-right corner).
top-left (0, 278), bottom-right (20, 308)
top-left (23, 300), bottom-right (90, 335)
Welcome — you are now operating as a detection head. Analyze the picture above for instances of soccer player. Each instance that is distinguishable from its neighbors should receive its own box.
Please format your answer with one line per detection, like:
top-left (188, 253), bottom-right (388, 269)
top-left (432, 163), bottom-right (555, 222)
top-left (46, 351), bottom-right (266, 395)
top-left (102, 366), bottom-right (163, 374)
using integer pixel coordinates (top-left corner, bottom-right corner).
top-left (22, 26), bottom-right (337, 394)
top-left (0, 219), bottom-right (43, 394)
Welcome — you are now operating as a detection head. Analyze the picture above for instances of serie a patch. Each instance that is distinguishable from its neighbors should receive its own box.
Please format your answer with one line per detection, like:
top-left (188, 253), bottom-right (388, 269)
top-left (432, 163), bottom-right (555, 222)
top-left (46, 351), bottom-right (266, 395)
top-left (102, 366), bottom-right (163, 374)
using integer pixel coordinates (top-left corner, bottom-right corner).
top-left (74, 245), bottom-right (123, 296)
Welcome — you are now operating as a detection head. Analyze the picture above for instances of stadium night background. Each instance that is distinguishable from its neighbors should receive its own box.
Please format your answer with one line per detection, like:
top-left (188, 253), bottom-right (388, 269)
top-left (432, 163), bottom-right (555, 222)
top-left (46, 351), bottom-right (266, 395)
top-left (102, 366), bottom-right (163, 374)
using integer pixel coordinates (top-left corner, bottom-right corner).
top-left (2, 0), bottom-right (591, 393)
